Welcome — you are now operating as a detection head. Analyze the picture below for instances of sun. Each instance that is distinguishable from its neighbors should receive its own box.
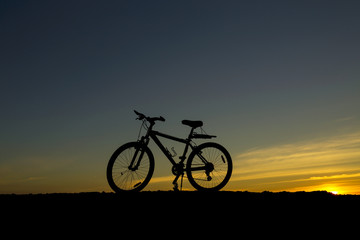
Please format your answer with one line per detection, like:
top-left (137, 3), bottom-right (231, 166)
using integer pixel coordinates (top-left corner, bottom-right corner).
top-left (323, 185), bottom-right (341, 195)
top-left (309, 184), bottom-right (342, 195)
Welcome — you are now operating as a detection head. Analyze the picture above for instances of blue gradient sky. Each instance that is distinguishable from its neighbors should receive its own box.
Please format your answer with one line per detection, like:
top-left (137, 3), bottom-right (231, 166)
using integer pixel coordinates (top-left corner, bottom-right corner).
top-left (1, 0), bottom-right (360, 193)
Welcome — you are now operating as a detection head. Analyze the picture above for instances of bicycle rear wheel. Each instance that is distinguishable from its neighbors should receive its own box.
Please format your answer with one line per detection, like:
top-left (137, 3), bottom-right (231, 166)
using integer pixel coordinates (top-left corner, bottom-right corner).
top-left (107, 142), bottom-right (154, 192)
top-left (186, 142), bottom-right (232, 191)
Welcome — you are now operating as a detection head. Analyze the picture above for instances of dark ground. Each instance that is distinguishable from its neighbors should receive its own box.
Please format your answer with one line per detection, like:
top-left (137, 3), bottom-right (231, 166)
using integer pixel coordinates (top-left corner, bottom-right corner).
top-left (2, 191), bottom-right (359, 213)
top-left (2, 191), bottom-right (359, 234)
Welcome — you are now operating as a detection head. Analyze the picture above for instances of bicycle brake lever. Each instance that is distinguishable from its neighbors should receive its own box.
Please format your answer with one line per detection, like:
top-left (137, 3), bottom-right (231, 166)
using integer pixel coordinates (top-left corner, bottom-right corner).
top-left (134, 110), bottom-right (145, 120)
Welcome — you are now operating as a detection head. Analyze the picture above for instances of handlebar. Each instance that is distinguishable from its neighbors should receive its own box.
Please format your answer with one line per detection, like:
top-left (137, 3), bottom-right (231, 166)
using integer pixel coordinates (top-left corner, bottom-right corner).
top-left (134, 110), bottom-right (165, 123)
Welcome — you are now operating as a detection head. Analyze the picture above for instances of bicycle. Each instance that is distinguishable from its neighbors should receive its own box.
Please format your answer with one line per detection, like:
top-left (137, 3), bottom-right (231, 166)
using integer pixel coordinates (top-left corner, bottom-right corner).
top-left (106, 110), bottom-right (233, 192)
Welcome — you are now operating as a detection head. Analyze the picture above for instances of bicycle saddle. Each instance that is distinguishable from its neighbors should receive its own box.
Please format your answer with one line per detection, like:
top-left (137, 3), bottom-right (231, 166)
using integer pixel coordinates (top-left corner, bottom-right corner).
top-left (181, 120), bottom-right (203, 129)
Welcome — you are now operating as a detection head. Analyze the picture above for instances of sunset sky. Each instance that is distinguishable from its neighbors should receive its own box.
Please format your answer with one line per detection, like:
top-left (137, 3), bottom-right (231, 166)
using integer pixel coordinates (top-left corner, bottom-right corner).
top-left (1, 0), bottom-right (359, 194)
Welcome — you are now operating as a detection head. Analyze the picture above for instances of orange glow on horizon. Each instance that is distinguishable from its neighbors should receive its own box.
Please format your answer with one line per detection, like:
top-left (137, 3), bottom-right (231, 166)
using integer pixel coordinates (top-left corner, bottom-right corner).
top-left (228, 131), bottom-right (360, 195)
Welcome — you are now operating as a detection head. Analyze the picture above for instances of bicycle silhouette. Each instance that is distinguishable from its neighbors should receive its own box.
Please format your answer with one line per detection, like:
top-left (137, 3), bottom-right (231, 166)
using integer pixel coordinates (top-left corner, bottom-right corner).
top-left (107, 110), bottom-right (233, 192)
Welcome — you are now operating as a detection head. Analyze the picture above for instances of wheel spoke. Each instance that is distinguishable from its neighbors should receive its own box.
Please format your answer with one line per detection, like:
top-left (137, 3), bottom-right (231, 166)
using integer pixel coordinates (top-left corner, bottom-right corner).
top-left (187, 143), bottom-right (232, 191)
top-left (107, 143), bottom-right (154, 192)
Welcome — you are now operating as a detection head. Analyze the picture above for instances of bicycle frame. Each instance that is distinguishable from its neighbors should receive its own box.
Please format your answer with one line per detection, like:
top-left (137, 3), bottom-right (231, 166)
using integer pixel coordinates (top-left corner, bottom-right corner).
top-left (126, 118), bottom-right (214, 192)
top-left (149, 130), bottom-right (193, 166)
top-left (131, 120), bottom-right (208, 171)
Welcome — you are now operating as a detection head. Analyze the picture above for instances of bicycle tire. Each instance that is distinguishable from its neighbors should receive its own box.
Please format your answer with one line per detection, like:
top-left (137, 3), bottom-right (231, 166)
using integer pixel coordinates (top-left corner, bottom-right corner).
top-left (107, 142), bottom-right (154, 192)
top-left (186, 142), bottom-right (232, 191)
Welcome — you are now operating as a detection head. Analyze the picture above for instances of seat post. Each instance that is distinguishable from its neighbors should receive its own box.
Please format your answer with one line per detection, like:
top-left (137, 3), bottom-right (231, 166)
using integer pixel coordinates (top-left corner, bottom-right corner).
top-left (187, 127), bottom-right (195, 139)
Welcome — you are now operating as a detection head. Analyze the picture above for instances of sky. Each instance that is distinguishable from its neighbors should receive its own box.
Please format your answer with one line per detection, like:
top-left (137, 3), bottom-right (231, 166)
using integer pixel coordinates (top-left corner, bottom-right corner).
top-left (1, 0), bottom-right (359, 194)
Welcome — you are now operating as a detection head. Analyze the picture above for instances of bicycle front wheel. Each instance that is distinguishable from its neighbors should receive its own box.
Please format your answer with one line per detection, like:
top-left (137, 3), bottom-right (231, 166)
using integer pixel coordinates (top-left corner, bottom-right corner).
top-left (107, 142), bottom-right (154, 192)
top-left (186, 142), bottom-right (232, 191)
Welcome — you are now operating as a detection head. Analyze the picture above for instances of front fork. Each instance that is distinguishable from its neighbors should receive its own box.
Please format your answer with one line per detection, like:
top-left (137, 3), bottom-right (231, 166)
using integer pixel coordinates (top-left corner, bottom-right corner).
top-left (129, 138), bottom-right (149, 171)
